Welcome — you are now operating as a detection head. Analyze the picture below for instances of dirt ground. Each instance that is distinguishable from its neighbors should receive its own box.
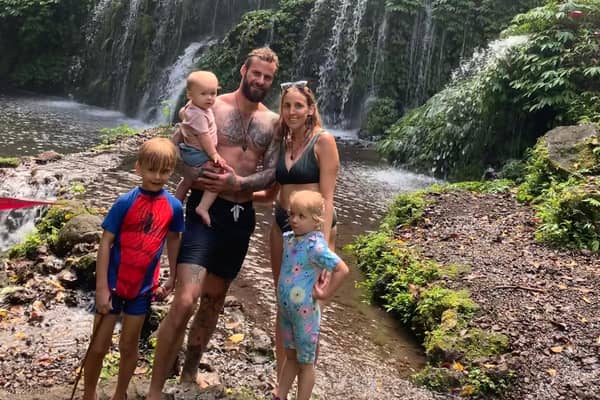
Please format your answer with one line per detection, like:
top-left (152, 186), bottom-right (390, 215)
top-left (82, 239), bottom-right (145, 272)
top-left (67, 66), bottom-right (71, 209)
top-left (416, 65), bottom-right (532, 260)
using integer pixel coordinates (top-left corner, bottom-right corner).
top-left (401, 189), bottom-right (600, 400)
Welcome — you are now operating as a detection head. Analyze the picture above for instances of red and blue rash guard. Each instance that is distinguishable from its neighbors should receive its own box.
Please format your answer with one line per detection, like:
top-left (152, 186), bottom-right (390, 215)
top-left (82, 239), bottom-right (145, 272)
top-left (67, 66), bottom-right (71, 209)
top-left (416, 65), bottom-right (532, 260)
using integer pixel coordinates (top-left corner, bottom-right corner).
top-left (102, 187), bottom-right (184, 300)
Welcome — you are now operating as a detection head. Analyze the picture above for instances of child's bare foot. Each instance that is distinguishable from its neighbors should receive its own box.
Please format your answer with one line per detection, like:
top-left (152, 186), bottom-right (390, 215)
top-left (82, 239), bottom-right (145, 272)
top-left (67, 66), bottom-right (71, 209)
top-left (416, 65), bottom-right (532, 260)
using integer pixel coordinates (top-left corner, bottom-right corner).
top-left (195, 205), bottom-right (211, 226)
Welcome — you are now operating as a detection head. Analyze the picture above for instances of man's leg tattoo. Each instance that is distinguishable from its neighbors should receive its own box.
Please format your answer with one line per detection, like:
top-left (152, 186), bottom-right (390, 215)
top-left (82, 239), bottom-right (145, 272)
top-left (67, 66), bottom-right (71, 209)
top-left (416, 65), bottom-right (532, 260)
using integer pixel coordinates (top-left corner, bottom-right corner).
top-left (182, 293), bottom-right (224, 375)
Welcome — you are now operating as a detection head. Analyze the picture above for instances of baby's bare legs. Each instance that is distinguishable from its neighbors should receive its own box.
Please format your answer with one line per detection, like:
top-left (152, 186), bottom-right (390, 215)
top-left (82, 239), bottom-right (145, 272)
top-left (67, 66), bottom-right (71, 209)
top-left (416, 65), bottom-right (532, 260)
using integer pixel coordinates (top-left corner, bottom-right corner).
top-left (195, 191), bottom-right (217, 226)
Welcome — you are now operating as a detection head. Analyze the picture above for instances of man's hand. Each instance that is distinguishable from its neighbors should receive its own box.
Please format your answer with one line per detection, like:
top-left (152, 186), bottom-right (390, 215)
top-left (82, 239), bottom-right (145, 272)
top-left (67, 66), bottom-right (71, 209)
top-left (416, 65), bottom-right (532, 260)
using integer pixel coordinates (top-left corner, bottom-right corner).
top-left (95, 286), bottom-right (112, 315)
top-left (197, 163), bottom-right (238, 193)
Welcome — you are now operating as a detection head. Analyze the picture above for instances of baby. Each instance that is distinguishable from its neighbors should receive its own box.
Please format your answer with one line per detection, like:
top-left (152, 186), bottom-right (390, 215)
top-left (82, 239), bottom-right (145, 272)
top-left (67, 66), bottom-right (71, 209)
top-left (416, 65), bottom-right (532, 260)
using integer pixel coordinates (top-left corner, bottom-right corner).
top-left (174, 70), bottom-right (225, 226)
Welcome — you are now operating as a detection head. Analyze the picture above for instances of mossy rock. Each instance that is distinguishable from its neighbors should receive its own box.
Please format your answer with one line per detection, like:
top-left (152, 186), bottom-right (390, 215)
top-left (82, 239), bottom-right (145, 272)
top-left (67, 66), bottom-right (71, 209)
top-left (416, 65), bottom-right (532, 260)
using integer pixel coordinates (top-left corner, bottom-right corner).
top-left (66, 253), bottom-right (97, 289)
top-left (0, 157), bottom-right (20, 168)
top-left (54, 214), bottom-right (102, 257)
top-left (542, 124), bottom-right (599, 174)
top-left (425, 324), bottom-right (509, 363)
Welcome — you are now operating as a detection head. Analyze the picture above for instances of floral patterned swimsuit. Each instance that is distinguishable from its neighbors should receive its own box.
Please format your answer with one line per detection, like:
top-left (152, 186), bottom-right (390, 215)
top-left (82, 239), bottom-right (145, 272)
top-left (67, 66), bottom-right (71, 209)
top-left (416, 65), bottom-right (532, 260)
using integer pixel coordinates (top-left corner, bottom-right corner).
top-left (277, 231), bottom-right (340, 363)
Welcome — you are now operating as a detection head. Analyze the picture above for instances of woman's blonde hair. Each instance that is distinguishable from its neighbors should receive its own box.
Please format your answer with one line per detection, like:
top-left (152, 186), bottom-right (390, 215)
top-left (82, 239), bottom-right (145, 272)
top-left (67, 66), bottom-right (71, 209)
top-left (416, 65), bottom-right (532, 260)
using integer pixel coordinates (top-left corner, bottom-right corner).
top-left (278, 85), bottom-right (323, 143)
top-left (289, 190), bottom-right (325, 230)
top-left (137, 137), bottom-right (178, 171)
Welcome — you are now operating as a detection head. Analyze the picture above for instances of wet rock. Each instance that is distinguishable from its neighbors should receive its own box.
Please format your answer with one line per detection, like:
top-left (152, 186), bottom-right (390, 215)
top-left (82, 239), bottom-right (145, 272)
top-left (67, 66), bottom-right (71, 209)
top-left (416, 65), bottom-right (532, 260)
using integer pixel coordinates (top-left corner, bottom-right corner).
top-left (34, 150), bottom-right (62, 164)
top-left (224, 295), bottom-right (243, 310)
top-left (66, 253), bottom-right (97, 289)
top-left (0, 286), bottom-right (36, 305)
top-left (56, 269), bottom-right (78, 288)
top-left (246, 328), bottom-right (272, 356)
top-left (542, 124), bottom-right (599, 173)
top-left (54, 214), bottom-right (102, 256)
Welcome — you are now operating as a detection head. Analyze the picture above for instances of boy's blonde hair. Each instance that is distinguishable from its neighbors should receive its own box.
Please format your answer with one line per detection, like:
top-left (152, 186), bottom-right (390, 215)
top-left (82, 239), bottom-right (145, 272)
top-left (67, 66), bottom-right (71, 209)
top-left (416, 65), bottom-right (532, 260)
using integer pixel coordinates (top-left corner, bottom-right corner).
top-left (289, 190), bottom-right (325, 230)
top-left (137, 137), bottom-right (178, 171)
top-left (187, 70), bottom-right (218, 91)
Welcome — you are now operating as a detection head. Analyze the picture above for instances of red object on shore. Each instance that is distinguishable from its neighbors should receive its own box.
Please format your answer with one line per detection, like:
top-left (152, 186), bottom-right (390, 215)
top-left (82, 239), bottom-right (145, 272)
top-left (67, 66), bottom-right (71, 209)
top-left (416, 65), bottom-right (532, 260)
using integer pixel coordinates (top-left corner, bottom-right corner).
top-left (0, 197), bottom-right (56, 211)
top-left (569, 10), bottom-right (584, 19)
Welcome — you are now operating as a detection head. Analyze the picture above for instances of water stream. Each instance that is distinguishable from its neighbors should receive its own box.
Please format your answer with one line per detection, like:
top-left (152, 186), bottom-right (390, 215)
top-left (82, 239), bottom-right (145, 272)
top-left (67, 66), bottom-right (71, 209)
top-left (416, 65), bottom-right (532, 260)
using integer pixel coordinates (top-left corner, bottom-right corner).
top-left (0, 93), bottom-right (438, 380)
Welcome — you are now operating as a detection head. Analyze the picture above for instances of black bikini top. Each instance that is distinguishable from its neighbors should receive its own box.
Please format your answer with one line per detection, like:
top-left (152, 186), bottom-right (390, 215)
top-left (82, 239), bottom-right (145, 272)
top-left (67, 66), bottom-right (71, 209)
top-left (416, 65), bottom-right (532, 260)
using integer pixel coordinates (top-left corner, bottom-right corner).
top-left (275, 129), bottom-right (323, 185)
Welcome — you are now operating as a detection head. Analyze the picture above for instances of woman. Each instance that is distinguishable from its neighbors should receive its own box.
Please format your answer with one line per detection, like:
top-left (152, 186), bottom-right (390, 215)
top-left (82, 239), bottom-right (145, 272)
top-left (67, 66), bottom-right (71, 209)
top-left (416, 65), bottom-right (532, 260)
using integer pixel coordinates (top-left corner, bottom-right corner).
top-left (254, 79), bottom-right (340, 379)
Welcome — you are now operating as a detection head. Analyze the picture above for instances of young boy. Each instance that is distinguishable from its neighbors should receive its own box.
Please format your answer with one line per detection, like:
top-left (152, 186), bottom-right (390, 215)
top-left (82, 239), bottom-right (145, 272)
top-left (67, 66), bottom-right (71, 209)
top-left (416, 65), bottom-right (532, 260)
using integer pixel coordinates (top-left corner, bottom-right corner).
top-left (82, 137), bottom-right (184, 400)
top-left (173, 70), bottom-right (225, 227)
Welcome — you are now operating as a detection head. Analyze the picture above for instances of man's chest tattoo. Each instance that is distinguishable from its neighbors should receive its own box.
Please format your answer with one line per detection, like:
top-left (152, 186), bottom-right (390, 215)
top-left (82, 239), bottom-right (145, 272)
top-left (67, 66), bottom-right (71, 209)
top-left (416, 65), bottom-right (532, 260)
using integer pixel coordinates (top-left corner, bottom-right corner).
top-left (221, 115), bottom-right (271, 150)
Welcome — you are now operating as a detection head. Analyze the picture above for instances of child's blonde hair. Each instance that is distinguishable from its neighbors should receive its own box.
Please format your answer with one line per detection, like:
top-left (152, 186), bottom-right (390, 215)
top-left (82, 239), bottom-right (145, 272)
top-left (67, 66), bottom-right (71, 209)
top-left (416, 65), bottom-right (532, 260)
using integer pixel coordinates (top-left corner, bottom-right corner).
top-left (137, 137), bottom-right (178, 172)
top-left (289, 190), bottom-right (325, 230)
top-left (187, 70), bottom-right (218, 91)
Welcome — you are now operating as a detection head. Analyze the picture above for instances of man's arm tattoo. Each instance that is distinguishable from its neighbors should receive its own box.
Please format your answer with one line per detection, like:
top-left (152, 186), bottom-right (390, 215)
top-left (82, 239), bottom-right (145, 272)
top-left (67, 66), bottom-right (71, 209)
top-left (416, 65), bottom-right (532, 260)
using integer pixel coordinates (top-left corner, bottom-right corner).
top-left (239, 126), bottom-right (280, 192)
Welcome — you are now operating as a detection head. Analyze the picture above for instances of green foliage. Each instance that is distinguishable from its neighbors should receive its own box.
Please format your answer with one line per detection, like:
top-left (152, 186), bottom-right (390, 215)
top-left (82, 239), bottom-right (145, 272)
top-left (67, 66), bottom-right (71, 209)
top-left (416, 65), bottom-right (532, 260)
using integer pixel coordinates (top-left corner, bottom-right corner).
top-left (516, 142), bottom-right (565, 202)
top-left (450, 179), bottom-right (515, 193)
top-left (100, 124), bottom-right (140, 144)
top-left (500, 158), bottom-right (528, 182)
top-left (8, 203), bottom-right (89, 259)
top-left (363, 97), bottom-right (401, 138)
top-left (0, 157), bottom-right (20, 168)
top-left (380, 0), bottom-right (600, 180)
top-left (8, 230), bottom-right (43, 260)
top-left (349, 184), bottom-right (517, 397)
top-left (415, 287), bottom-right (478, 332)
top-left (197, 0), bottom-right (315, 107)
top-left (99, 350), bottom-right (120, 380)
top-left (381, 191), bottom-right (427, 230)
top-left (0, 0), bottom-right (92, 90)
top-left (535, 178), bottom-right (600, 251)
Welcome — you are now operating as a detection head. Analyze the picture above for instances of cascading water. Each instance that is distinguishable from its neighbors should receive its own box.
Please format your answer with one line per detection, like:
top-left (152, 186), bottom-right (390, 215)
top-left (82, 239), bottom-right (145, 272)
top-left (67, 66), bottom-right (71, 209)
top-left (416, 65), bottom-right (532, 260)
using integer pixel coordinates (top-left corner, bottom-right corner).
top-left (293, 0), bottom-right (327, 79)
top-left (137, 40), bottom-right (215, 124)
top-left (0, 179), bottom-right (57, 252)
top-left (452, 35), bottom-right (529, 81)
top-left (405, 0), bottom-right (436, 107)
top-left (316, 0), bottom-right (368, 127)
top-left (116, 0), bottom-right (143, 111)
top-left (73, 0), bottom-right (274, 119)
top-left (368, 7), bottom-right (388, 97)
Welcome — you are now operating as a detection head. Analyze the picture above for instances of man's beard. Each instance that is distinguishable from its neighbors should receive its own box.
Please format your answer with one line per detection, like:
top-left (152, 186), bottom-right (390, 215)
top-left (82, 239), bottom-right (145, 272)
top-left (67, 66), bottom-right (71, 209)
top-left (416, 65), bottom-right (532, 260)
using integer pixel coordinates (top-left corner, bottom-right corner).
top-left (241, 75), bottom-right (269, 103)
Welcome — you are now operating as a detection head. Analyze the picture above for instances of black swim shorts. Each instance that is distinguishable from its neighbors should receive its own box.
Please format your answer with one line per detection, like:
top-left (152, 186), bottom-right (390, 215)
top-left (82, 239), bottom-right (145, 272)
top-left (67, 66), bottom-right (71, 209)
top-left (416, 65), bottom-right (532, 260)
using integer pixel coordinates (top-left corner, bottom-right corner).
top-left (177, 190), bottom-right (255, 280)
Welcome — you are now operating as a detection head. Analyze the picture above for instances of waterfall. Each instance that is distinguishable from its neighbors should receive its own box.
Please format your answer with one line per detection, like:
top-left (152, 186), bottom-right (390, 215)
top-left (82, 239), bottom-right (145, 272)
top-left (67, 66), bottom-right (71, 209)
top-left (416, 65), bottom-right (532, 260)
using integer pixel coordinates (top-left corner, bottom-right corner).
top-left (369, 7), bottom-right (388, 96)
top-left (265, 14), bottom-right (276, 46)
top-left (73, 0), bottom-right (273, 120)
top-left (338, 0), bottom-right (369, 124)
top-left (452, 35), bottom-right (529, 81)
top-left (405, 0), bottom-right (436, 107)
top-left (0, 174), bottom-right (58, 252)
top-left (316, 0), bottom-right (368, 127)
top-left (138, 40), bottom-right (214, 124)
top-left (116, 0), bottom-right (143, 111)
top-left (293, 0), bottom-right (328, 79)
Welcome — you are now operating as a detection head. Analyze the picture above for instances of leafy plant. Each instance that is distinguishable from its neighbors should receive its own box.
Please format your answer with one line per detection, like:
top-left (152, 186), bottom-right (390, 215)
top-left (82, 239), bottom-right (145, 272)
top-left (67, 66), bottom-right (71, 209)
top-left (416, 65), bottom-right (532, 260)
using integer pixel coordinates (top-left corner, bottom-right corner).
top-left (379, 0), bottom-right (600, 180)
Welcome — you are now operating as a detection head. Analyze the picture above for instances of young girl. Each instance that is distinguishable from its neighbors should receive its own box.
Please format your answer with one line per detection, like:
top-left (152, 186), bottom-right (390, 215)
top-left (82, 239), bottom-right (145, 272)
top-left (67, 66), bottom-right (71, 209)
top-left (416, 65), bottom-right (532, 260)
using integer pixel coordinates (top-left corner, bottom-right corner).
top-left (274, 190), bottom-right (349, 400)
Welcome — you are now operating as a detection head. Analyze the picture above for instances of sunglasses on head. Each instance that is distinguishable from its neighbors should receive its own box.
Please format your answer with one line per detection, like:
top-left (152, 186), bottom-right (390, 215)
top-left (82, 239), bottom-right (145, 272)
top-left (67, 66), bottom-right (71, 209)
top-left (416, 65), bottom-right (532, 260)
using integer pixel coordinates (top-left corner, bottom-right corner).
top-left (280, 80), bottom-right (308, 91)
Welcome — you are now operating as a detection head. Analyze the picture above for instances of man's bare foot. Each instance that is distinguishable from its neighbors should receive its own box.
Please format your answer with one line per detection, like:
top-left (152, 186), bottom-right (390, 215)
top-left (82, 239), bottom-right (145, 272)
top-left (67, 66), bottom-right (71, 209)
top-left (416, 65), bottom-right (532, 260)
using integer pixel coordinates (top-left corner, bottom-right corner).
top-left (195, 205), bottom-right (211, 226)
top-left (180, 371), bottom-right (210, 389)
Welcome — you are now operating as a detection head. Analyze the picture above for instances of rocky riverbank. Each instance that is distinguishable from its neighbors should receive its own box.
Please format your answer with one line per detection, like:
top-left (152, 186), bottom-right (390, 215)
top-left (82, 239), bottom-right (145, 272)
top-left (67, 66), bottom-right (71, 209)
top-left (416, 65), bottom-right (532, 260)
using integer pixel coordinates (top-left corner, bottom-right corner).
top-left (0, 131), bottom-right (442, 400)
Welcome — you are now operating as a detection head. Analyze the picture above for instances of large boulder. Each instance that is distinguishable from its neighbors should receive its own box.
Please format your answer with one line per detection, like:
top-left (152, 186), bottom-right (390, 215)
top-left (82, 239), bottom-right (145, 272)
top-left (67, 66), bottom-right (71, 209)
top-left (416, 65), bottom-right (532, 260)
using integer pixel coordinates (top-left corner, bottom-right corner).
top-left (54, 214), bottom-right (102, 256)
top-left (542, 124), bottom-right (599, 174)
